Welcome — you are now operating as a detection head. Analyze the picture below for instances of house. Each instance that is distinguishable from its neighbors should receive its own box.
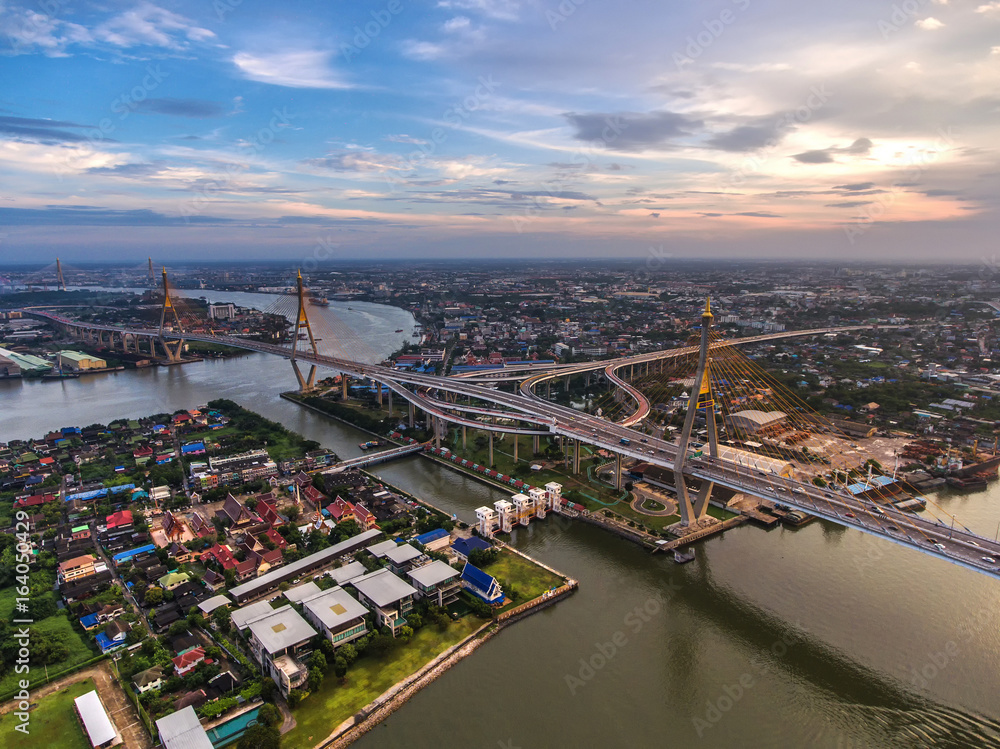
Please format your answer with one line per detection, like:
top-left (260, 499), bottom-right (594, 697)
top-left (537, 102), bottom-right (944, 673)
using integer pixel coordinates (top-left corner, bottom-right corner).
top-left (158, 572), bottom-right (190, 591)
top-left (301, 586), bottom-right (369, 649)
top-left (348, 568), bottom-right (417, 636)
top-left (170, 633), bottom-right (201, 656)
top-left (461, 562), bottom-right (504, 605)
top-left (407, 560), bottom-right (461, 607)
top-left (384, 544), bottom-right (423, 576)
top-left (352, 502), bottom-right (377, 530)
top-left (173, 690), bottom-right (208, 710)
top-left (452, 536), bottom-right (492, 562)
top-left (96, 620), bottom-right (131, 653)
top-left (217, 494), bottom-right (257, 528)
top-left (132, 666), bottom-right (165, 694)
top-left (106, 510), bottom-right (133, 530)
top-left (172, 646), bottom-right (206, 677)
top-left (245, 605), bottom-right (317, 696)
top-left (235, 559), bottom-right (256, 581)
top-left (256, 498), bottom-right (282, 526)
top-left (169, 542), bottom-right (195, 564)
top-left (200, 543), bottom-right (237, 571)
top-left (202, 569), bottom-right (226, 591)
top-left (413, 528), bottom-right (450, 552)
top-left (59, 554), bottom-right (97, 584)
top-left (208, 669), bottom-right (240, 695)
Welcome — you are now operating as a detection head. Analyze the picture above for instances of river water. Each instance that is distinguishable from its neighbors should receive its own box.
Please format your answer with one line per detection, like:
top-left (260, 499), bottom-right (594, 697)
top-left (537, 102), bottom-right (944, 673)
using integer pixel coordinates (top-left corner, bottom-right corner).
top-left (3, 292), bottom-right (1000, 748)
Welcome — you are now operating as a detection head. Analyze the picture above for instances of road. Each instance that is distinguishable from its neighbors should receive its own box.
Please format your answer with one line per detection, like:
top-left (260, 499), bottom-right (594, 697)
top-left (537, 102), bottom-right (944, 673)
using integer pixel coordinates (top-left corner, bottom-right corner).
top-left (30, 311), bottom-right (1000, 580)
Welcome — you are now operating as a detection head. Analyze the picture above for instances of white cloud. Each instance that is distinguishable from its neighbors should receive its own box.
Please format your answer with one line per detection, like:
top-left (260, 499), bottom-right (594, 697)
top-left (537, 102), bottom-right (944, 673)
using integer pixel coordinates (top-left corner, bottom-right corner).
top-left (976, 1), bottom-right (1000, 13)
top-left (233, 50), bottom-right (351, 89)
top-left (915, 17), bottom-right (945, 30)
top-left (992, 46), bottom-right (1000, 55)
top-left (401, 40), bottom-right (447, 60)
top-left (443, 16), bottom-right (473, 33)
top-left (436, 0), bottom-right (521, 21)
top-left (712, 62), bottom-right (792, 73)
top-left (93, 2), bottom-right (215, 49)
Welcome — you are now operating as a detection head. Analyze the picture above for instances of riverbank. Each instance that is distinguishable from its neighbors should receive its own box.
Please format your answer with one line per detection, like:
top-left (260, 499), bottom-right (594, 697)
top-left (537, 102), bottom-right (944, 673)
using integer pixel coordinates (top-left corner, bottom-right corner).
top-left (315, 580), bottom-right (578, 749)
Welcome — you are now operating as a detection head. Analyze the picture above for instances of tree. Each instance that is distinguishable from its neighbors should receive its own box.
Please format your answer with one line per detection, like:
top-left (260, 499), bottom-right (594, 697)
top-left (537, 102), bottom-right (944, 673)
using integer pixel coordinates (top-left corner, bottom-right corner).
top-left (333, 656), bottom-right (347, 680)
top-left (310, 651), bottom-right (327, 673)
top-left (144, 587), bottom-right (164, 606)
top-left (236, 724), bottom-right (280, 749)
top-left (256, 703), bottom-right (282, 728)
top-left (338, 643), bottom-right (358, 665)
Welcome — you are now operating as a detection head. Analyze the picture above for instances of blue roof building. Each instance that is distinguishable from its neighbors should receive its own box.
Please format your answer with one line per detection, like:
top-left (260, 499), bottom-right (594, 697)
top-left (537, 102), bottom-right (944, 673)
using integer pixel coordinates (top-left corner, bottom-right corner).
top-left (112, 543), bottom-right (157, 565)
top-left (461, 562), bottom-right (504, 605)
top-left (413, 528), bottom-right (449, 546)
top-left (452, 536), bottom-right (492, 560)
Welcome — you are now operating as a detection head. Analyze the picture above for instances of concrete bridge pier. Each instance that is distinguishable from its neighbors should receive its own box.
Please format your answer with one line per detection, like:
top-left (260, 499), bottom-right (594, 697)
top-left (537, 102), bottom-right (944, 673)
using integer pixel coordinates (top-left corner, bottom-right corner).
top-left (533, 434), bottom-right (540, 454)
top-left (513, 435), bottom-right (518, 463)
top-left (615, 452), bottom-right (623, 491)
top-left (564, 376), bottom-right (570, 392)
top-left (341, 375), bottom-right (349, 400)
top-left (462, 425), bottom-right (467, 451)
top-left (387, 389), bottom-right (393, 415)
top-left (488, 431), bottom-right (494, 466)
top-left (573, 439), bottom-right (581, 474)
top-left (408, 402), bottom-right (415, 428)
top-left (375, 379), bottom-right (383, 406)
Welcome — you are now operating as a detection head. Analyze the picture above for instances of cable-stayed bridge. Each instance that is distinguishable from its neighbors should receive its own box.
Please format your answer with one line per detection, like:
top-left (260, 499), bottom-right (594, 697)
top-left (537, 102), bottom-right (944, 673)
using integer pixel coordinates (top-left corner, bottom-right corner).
top-left (19, 269), bottom-right (1000, 581)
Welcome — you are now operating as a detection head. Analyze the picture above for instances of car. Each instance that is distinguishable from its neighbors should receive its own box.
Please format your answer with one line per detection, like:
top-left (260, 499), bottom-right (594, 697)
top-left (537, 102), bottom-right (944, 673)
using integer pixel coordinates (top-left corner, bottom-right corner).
top-left (824, 493), bottom-right (833, 499)
top-left (765, 486), bottom-right (775, 492)
top-left (982, 556), bottom-right (997, 563)
top-left (887, 524), bottom-right (898, 531)
top-left (845, 512), bottom-right (855, 518)
top-left (792, 487), bottom-right (804, 494)
top-left (933, 543), bottom-right (946, 551)
top-left (970, 541), bottom-right (980, 547)
top-left (640, 438), bottom-right (648, 443)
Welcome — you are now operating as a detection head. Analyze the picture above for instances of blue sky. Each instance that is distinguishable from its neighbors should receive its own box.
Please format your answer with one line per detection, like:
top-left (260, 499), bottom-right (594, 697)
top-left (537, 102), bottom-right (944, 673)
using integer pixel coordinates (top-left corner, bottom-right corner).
top-left (1, 0), bottom-right (998, 263)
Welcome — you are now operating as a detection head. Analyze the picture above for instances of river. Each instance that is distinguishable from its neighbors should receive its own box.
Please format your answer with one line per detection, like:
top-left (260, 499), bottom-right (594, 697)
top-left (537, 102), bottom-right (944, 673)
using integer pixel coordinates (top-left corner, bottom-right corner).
top-left (3, 291), bottom-right (1000, 748)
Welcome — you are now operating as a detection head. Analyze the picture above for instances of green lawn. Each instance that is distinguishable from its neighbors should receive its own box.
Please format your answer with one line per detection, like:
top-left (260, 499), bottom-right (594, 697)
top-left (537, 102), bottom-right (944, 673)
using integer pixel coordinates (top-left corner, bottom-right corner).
top-left (284, 617), bottom-right (484, 747)
top-left (0, 615), bottom-right (99, 697)
top-left (0, 678), bottom-right (93, 749)
top-left (481, 549), bottom-right (563, 611)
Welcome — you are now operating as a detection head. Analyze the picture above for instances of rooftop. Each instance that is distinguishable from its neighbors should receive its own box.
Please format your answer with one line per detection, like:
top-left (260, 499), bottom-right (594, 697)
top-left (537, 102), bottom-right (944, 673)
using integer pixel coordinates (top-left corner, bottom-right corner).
top-left (283, 581), bottom-right (322, 603)
top-left (155, 705), bottom-right (214, 749)
top-left (384, 543), bottom-right (422, 565)
top-left (349, 568), bottom-right (418, 608)
top-left (408, 560), bottom-right (460, 588)
top-left (74, 690), bottom-right (117, 747)
top-left (302, 586), bottom-right (369, 629)
top-left (230, 600), bottom-right (275, 630)
top-left (246, 605), bottom-right (317, 654)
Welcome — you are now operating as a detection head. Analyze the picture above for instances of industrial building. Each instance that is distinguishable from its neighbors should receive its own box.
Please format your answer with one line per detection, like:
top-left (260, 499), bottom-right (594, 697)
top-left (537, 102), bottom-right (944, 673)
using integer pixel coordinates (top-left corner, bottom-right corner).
top-left (228, 528), bottom-right (381, 603)
top-left (73, 690), bottom-right (121, 748)
top-left (0, 346), bottom-right (51, 375)
top-left (58, 350), bottom-right (107, 371)
top-left (725, 409), bottom-right (788, 435)
top-left (716, 445), bottom-right (794, 477)
top-left (476, 482), bottom-right (563, 537)
top-left (155, 706), bottom-right (213, 749)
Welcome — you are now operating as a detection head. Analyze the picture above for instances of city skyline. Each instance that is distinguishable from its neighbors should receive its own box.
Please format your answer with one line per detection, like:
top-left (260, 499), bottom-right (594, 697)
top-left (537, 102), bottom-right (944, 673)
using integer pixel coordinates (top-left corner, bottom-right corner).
top-left (2, 0), bottom-right (998, 262)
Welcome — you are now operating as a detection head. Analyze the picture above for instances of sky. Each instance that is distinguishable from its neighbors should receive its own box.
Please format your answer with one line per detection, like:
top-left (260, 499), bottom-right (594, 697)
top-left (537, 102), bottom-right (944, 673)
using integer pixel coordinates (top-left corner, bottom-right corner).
top-left (1, 0), bottom-right (998, 264)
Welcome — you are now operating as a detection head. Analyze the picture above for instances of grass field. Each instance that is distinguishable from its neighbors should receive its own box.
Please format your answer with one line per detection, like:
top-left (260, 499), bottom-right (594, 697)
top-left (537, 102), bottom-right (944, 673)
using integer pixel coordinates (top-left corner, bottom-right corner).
top-left (0, 678), bottom-right (92, 749)
top-left (283, 616), bottom-right (484, 747)
top-left (481, 549), bottom-right (564, 611)
top-left (0, 615), bottom-right (98, 697)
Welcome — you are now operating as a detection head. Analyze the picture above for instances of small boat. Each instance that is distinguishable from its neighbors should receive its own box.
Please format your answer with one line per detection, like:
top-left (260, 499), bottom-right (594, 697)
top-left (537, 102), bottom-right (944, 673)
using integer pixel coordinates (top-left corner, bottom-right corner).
top-left (395, 329), bottom-right (403, 333)
top-left (358, 440), bottom-right (380, 450)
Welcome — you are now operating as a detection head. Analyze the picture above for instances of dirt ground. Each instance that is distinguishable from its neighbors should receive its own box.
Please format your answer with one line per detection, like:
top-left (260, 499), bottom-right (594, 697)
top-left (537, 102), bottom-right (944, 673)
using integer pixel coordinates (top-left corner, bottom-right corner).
top-left (0, 661), bottom-right (153, 749)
